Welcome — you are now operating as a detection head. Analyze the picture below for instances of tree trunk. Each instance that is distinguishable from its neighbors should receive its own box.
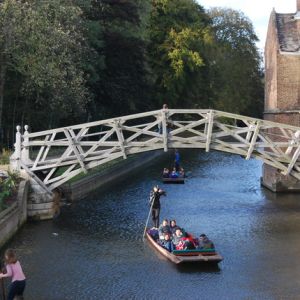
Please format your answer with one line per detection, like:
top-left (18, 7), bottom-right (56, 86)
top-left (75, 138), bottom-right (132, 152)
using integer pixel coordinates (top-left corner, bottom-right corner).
top-left (0, 63), bottom-right (6, 146)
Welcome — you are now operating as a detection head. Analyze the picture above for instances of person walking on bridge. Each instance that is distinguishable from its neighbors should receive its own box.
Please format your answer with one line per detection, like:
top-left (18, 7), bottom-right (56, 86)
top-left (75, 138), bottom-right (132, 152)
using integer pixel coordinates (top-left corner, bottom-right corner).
top-left (149, 186), bottom-right (166, 228)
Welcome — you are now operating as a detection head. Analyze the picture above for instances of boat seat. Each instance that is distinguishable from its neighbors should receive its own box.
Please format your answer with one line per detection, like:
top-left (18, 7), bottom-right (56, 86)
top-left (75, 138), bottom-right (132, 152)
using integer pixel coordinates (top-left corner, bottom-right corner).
top-left (173, 248), bottom-right (216, 256)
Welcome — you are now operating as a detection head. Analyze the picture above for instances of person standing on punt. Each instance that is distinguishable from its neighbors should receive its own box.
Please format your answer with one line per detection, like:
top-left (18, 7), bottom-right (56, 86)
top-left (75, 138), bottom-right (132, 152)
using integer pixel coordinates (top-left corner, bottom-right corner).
top-left (149, 185), bottom-right (166, 228)
top-left (174, 149), bottom-right (180, 171)
top-left (0, 249), bottom-right (26, 300)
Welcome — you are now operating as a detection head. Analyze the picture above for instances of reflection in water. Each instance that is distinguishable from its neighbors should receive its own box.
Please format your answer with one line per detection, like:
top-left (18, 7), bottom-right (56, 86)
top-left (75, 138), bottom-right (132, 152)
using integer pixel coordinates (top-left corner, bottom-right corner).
top-left (2, 150), bottom-right (300, 299)
top-left (175, 262), bottom-right (221, 274)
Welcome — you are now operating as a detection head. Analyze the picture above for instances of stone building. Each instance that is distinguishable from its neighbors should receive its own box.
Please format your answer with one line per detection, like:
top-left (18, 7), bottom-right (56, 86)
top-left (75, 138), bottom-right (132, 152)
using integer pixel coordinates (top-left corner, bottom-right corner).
top-left (263, 0), bottom-right (300, 191)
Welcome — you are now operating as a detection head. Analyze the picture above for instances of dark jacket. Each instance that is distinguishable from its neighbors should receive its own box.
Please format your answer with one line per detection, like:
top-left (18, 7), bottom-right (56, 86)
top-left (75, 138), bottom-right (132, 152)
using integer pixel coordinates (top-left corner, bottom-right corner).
top-left (149, 189), bottom-right (166, 209)
top-left (158, 225), bottom-right (171, 237)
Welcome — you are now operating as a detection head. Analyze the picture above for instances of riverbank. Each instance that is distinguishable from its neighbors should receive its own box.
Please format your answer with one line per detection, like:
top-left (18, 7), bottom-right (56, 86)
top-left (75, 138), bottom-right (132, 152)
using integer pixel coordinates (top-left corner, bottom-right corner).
top-left (0, 150), bottom-right (165, 247)
top-left (61, 150), bottom-right (164, 201)
top-left (0, 180), bottom-right (28, 249)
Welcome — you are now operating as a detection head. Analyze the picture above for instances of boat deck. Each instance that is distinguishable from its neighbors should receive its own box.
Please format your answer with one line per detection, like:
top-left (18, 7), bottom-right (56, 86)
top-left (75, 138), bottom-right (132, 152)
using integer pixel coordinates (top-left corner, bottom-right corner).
top-left (146, 231), bottom-right (223, 265)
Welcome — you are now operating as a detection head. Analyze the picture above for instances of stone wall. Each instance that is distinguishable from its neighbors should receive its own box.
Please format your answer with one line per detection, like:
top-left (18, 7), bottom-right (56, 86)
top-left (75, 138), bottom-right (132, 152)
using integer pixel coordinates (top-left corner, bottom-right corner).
top-left (62, 150), bottom-right (163, 202)
top-left (277, 55), bottom-right (300, 111)
top-left (27, 179), bottom-right (56, 220)
top-left (263, 6), bottom-right (300, 191)
top-left (0, 180), bottom-right (28, 249)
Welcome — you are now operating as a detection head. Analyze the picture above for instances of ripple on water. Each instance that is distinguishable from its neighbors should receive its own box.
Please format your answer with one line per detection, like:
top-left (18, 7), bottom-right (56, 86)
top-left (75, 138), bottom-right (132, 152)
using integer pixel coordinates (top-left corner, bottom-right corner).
top-left (4, 150), bottom-right (300, 299)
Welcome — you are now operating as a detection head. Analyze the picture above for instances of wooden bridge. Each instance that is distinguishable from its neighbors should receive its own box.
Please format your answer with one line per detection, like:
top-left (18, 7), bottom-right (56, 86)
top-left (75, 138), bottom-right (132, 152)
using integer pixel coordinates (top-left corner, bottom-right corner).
top-left (10, 109), bottom-right (300, 195)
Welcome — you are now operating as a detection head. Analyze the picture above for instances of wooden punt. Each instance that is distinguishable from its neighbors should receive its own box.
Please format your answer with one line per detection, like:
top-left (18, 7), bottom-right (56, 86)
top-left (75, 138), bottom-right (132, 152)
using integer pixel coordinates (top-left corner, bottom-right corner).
top-left (145, 230), bottom-right (223, 265)
top-left (162, 177), bottom-right (185, 184)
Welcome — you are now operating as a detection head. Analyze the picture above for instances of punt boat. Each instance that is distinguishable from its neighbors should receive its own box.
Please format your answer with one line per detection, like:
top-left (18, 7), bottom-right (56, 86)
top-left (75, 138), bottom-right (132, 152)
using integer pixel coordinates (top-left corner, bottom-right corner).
top-left (146, 230), bottom-right (223, 265)
top-left (162, 177), bottom-right (185, 184)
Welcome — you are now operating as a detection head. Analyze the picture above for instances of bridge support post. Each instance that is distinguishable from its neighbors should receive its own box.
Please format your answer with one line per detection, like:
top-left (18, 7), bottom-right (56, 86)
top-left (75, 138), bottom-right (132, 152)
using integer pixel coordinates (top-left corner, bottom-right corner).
top-left (263, 4), bottom-right (300, 192)
top-left (27, 180), bottom-right (60, 220)
top-left (10, 125), bottom-right (22, 172)
top-left (262, 114), bottom-right (300, 192)
top-left (262, 164), bottom-right (300, 192)
top-left (21, 125), bottom-right (31, 164)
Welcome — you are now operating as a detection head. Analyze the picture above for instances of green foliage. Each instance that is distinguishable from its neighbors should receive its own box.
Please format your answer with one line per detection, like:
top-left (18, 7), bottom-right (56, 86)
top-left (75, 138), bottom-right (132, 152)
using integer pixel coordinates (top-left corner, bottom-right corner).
top-left (0, 170), bottom-right (19, 210)
top-left (148, 0), bottom-right (213, 108)
top-left (0, 0), bottom-right (91, 145)
top-left (0, 148), bottom-right (11, 164)
top-left (88, 0), bottom-right (153, 118)
top-left (0, 0), bottom-right (264, 149)
top-left (208, 7), bottom-right (264, 117)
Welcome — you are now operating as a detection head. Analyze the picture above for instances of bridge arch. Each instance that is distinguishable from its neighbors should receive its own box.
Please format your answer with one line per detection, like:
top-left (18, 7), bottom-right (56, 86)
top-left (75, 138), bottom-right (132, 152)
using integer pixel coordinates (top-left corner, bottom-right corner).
top-left (10, 109), bottom-right (300, 195)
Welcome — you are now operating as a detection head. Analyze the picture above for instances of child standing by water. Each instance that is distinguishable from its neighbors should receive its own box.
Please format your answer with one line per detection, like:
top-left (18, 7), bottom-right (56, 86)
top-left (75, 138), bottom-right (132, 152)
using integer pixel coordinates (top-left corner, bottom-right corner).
top-left (0, 249), bottom-right (26, 300)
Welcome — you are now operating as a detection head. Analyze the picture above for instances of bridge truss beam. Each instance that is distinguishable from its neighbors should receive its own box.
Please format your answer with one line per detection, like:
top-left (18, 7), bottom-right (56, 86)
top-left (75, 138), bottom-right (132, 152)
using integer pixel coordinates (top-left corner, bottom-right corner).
top-left (10, 109), bottom-right (300, 193)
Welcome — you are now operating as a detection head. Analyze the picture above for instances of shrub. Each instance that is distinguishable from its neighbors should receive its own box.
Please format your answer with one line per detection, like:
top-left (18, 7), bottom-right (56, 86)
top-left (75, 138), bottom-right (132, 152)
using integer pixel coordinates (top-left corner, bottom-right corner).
top-left (0, 171), bottom-right (19, 211)
top-left (0, 149), bottom-right (12, 165)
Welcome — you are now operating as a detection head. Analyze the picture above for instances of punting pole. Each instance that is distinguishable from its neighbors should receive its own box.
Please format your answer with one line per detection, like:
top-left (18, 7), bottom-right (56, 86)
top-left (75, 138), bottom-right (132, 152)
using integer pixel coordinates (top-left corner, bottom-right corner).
top-left (142, 196), bottom-right (155, 241)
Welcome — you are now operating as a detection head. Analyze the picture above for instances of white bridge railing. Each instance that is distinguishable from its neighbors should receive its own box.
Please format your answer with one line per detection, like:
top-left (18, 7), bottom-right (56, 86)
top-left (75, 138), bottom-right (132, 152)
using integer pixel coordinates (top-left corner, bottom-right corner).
top-left (10, 109), bottom-right (300, 194)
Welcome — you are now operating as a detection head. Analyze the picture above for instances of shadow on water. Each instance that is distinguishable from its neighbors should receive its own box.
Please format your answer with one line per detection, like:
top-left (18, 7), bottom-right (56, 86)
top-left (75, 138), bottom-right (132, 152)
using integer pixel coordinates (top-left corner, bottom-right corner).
top-left (175, 262), bottom-right (221, 274)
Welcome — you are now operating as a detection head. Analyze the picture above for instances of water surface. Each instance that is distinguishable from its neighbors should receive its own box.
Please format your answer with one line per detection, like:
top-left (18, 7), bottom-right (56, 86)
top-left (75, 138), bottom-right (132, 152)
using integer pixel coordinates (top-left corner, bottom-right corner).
top-left (3, 150), bottom-right (300, 299)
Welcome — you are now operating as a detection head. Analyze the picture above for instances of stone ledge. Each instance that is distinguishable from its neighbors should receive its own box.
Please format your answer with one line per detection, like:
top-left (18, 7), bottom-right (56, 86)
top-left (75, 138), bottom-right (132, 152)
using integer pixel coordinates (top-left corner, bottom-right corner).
top-left (0, 180), bottom-right (29, 249)
top-left (62, 150), bottom-right (164, 202)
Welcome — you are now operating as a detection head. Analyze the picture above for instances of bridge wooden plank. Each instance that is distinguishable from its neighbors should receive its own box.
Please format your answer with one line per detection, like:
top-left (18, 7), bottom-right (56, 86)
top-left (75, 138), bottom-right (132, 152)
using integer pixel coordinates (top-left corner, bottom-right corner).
top-left (41, 132), bottom-right (56, 162)
top-left (45, 164), bottom-right (77, 185)
top-left (258, 132), bottom-right (289, 159)
top-left (63, 129), bottom-right (87, 174)
top-left (172, 121), bottom-right (207, 139)
top-left (283, 145), bottom-right (300, 175)
top-left (33, 135), bottom-right (50, 169)
top-left (20, 162), bottom-right (53, 196)
top-left (171, 118), bottom-right (207, 137)
top-left (68, 127), bottom-right (89, 157)
top-left (26, 110), bottom-right (162, 138)
top-left (123, 119), bottom-right (161, 142)
top-left (246, 121), bottom-right (261, 160)
top-left (83, 127), bottom-right (115, 158)
top-left (114, 121), bottom-right (127, 159)
top-left (205, 111), bottom-right (214, 152)
top-left (16, 109), bottom-right (300, 191)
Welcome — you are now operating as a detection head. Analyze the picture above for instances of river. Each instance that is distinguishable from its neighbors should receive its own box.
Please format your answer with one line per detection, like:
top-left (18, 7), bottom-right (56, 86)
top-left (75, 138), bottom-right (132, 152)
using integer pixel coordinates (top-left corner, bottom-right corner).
top-left (2, 150), bottom-right (300, 299)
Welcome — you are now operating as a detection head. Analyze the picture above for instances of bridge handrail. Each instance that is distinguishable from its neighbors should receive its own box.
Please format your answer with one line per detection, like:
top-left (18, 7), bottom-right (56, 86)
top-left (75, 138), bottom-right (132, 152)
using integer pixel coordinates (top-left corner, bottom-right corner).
top-left (10, 109), bottom-right (300, 194)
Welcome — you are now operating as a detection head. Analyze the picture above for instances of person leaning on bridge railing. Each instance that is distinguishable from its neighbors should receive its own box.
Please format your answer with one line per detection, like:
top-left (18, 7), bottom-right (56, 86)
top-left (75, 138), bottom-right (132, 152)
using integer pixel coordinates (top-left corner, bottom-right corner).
top-left (158, 104), bottom-right (173, 134)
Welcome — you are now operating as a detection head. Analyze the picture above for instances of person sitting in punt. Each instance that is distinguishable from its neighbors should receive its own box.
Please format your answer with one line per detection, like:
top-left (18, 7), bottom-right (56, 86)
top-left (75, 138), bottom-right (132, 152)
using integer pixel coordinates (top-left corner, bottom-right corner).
top-left (162, 168), bottom-right (169, 178)
top-left (170, 219), bottom-right (181, 234)
top-left (158, 219), bottom-right (171, 239)
top-left (173, 229), bottom-right (197, 250)
top-left (197, 234), bottom-right (215, 249)
top-left (179, 168), bottom-right (185, 178)
top-left (170, 167), bottom-right (179, 178)
top-left (158, 233), bottom-right (174, 252)
top-left (172, 228), bottom-right (184, 247)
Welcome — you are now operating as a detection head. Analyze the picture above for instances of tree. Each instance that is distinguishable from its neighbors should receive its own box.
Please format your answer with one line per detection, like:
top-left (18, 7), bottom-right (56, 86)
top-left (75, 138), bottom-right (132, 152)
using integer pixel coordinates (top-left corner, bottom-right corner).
top-left (208, 7), bottom-right (264, 116)
top-left (16, 0), bottom-right (90, 129)
top-left (84, 0), bottom-right (152, 119)
top-left (0, 0), bottom-right (23, 146)
top-left (0, 0), bottom-right (90, 147)
top-left (148, 0), bottom-right (213, 108)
